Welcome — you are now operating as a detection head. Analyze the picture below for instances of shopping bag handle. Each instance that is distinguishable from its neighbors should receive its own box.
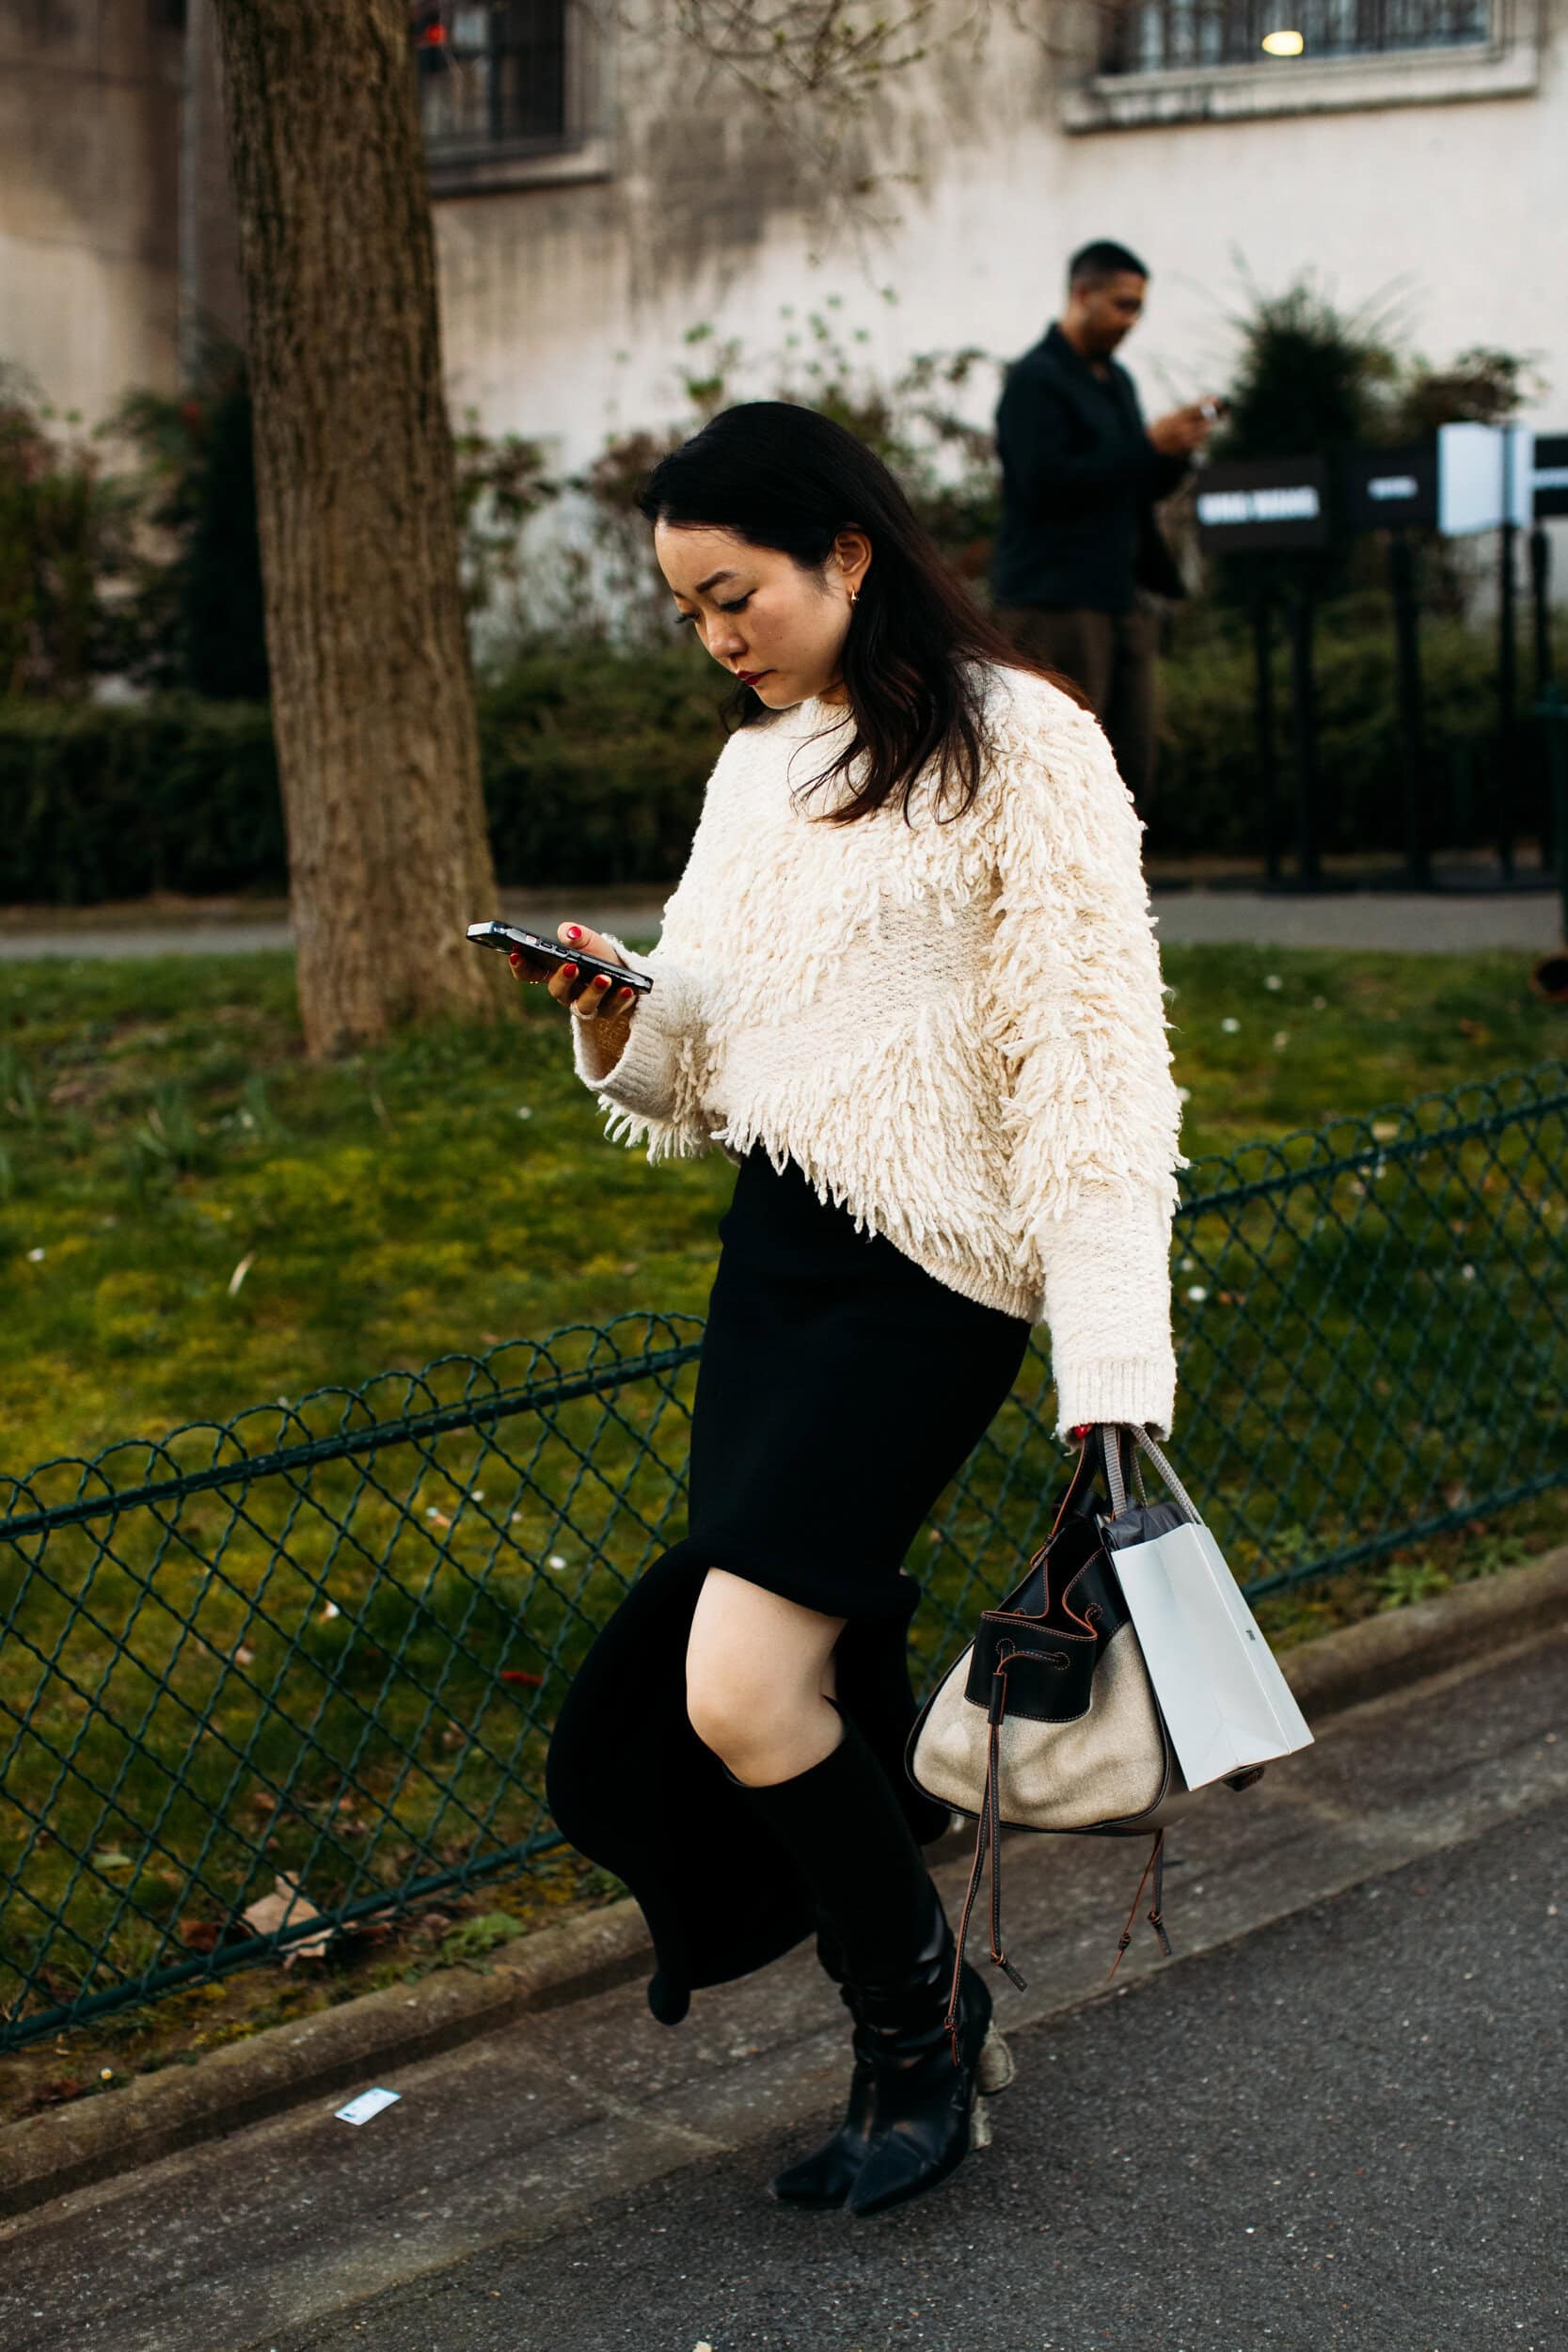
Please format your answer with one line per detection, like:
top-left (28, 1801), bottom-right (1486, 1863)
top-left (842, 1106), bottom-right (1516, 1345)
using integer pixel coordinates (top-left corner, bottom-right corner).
top-left (1100, 1424), bottom-right (1201, 1527)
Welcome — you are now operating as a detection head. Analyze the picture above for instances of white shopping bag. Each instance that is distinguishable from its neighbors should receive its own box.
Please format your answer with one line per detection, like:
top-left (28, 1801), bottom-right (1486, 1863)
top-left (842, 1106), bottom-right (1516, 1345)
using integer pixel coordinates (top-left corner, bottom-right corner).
top-left (1101, 1431), bottom-right (1314, 1793)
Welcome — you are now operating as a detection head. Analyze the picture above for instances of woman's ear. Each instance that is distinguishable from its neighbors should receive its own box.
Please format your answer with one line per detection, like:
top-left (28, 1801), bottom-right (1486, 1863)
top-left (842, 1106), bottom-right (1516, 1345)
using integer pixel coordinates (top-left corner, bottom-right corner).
top-left (833, 528), bottom-right (873, 598)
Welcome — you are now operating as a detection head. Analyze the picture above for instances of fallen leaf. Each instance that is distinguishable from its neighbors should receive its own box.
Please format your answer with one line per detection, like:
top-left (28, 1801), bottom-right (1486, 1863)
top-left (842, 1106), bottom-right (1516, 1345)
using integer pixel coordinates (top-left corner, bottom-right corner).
top-left (500, 1669), bottom-right (543, 1688)
top-left (180, 1919), bottom-right (222, 1952)
top-left (28, 2077), bottom-right (85, 2111)
top-left (227, 1251), bottom-right (256, 1298)
top-left (92, 1851), bottom-right (135, 1871)
top-left (240, 1873), bottom-right (333, 1963)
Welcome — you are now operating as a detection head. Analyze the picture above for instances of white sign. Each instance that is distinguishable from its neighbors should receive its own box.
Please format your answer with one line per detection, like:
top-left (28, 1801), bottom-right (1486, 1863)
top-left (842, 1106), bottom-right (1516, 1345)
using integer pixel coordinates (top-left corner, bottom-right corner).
top-left (1437, 422), bottom-right (1535, 536)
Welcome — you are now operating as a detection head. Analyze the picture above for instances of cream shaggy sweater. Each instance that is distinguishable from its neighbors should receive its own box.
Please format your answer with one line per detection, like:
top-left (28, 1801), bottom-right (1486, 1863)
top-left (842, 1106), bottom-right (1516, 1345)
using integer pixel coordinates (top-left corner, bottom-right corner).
top-left (571, 664), bottom-right (1184, 1436)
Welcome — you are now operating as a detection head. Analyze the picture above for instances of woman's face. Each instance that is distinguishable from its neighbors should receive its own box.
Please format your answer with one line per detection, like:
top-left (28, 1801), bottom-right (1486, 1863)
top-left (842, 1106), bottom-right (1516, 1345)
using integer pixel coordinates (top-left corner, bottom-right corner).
top-left (654, 522), bottom-right (871, 708)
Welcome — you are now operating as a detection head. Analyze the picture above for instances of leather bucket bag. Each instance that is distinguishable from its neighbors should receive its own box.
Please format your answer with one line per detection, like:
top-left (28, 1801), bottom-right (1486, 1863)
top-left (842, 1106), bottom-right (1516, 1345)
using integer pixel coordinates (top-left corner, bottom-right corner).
top-left (907, 1427), bottom-right (1271, 2040)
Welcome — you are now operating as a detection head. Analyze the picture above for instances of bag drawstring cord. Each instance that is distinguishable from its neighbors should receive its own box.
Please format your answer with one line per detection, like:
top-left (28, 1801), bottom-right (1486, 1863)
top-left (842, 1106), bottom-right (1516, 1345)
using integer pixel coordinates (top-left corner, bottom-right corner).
top-left (1108, 1826), bottom-right (1171, 1979)
top-left (946, 1659), bottom-right (1028, 2065)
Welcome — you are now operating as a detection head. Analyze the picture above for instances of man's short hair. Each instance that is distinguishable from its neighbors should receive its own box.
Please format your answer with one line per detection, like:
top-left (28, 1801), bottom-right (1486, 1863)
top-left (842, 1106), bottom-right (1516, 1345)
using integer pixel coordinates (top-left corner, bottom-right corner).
top-left (1069, 239), bottom-right (1149, 289)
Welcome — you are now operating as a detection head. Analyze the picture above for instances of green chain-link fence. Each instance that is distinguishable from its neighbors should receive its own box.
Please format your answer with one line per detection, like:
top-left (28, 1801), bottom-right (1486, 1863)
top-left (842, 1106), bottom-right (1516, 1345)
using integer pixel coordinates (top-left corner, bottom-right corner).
top-left (4, 1062), bottom-right (1565, 2050)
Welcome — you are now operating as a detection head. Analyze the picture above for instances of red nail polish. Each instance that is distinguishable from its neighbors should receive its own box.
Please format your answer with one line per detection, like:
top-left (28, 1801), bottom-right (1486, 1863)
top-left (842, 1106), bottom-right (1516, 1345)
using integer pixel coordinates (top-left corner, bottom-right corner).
top-left (561, 962), bottom-right (578, 978)
top-left (565, 925), bottom-right (582, 941)
top-left (593, 974), bottom-right (610, 987)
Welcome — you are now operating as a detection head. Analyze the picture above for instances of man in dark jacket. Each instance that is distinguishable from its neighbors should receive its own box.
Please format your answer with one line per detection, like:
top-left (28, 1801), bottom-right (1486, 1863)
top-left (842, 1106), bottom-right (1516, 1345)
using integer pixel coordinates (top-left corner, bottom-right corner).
top-left (992, 239), bottom-right (1215, 805)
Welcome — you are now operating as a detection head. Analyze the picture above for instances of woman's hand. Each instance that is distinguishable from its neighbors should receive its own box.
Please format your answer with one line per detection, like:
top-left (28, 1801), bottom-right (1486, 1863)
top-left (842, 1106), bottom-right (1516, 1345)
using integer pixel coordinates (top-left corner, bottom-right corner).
top-left (508, 921), bottom-right (641, 1023)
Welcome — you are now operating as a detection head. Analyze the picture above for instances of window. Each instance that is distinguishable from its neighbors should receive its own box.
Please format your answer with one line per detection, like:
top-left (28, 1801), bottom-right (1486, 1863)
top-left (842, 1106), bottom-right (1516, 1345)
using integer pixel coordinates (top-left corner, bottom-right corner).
top-left (414, 1), bottom-right (576, 157)
top-left (1100, 0), bottom-right (1492, 75)
top-left (1065, 0), bottom-right (1531, 128)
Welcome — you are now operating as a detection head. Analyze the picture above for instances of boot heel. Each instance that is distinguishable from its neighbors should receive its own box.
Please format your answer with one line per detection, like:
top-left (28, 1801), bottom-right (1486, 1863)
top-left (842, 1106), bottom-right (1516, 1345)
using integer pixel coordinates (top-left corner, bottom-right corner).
top-left (968, 2093), bottom-right (993, 2149)
top-left (976, 2026), bottom-right (1015, 2098)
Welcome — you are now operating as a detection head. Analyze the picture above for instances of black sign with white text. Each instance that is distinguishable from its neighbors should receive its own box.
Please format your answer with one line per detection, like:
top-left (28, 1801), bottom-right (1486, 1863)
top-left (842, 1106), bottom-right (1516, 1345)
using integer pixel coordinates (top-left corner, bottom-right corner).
top-left (1195, 458), bottom-right (1330, 552)
top-left (1534, 435), bottom-right (1568, 520)
top-left (1341, 444), bottom-right (1438, 532)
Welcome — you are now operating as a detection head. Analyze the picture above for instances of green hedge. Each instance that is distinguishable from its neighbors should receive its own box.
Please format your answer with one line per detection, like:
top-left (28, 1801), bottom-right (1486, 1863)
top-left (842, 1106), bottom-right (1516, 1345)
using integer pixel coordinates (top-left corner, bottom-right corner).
top-left (477, 647), bottom-right (720, 886)
top-left (0, 700), bottom-right (284, 904)
top-left (1155, 609), bottom-right (1510, 857)
top-left (0, 620), bottom-right (1528, 904)
top-left (0, 649), bottom-right (721, 906)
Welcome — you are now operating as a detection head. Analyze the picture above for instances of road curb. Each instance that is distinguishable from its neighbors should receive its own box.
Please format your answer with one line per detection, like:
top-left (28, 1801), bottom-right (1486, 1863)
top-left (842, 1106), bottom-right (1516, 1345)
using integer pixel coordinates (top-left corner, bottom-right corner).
top-left (5, 1542), bottom-right (1565, 2222)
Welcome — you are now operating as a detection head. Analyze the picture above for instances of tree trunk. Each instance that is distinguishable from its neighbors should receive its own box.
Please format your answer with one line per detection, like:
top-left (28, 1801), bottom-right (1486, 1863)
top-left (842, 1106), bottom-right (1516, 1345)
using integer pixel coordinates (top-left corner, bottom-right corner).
top-left (212, 0), bottom-right (501, 1054)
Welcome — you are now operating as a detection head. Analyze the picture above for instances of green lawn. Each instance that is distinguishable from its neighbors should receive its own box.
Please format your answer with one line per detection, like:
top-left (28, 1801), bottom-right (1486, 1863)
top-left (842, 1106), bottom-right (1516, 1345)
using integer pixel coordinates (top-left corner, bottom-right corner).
top-left (1, 940), bottom-right (1564, 1476)
top-left (2, 938), bottom-right (1564, 2070)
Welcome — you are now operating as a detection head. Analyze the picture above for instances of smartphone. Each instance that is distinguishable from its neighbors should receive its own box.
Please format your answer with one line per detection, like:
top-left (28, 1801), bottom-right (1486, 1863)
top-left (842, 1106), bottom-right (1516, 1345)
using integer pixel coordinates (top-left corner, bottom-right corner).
top-left (467, 921), bottom-right (652, 999)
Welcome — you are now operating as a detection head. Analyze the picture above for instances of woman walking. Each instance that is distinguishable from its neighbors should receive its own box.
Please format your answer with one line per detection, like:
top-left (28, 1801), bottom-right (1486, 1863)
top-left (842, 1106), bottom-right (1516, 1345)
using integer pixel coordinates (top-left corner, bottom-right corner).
top-left (521, 403), bottom-right (1182, 2217)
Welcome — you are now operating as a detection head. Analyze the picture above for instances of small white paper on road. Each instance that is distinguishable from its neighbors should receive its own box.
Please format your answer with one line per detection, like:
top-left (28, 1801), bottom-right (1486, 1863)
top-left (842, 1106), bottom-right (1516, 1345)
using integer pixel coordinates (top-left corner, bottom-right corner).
top-left (335, 2087), bottom-right (402, 2126)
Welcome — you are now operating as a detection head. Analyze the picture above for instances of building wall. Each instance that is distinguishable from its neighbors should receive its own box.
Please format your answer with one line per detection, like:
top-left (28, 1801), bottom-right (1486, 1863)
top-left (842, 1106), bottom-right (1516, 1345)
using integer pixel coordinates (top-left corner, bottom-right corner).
top-left (0, 0), bottom-right (184, 416)
top-left (1, 0), bottom-right (1560, 466)
top-left (432, 0), bottom-right (1568, 464)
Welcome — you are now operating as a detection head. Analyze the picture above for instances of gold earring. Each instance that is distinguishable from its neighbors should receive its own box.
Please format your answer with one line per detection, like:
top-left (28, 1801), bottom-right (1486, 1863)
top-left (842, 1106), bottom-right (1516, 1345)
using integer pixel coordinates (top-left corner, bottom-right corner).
top-left (847, 586), bottom-right (860, 606)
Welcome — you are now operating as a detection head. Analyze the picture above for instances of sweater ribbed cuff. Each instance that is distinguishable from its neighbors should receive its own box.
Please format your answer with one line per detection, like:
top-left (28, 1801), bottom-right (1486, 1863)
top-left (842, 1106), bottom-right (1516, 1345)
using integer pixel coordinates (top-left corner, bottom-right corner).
top-left (1053, 1357), bottom-right (1175, 1443)
top-left (569, 943), bottom-right (702, 1127)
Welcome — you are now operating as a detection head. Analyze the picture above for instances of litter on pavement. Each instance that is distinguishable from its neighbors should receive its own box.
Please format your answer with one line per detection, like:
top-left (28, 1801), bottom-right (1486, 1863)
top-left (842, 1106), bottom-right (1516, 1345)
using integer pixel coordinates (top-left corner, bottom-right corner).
top-left (334, 2087), bottom-right (402, 2126)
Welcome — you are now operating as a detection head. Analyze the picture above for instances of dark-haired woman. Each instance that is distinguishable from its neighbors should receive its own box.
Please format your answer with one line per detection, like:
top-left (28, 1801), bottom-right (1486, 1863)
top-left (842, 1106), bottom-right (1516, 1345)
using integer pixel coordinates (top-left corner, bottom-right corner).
top-left (519, 402), bottom-right (1182, 2217)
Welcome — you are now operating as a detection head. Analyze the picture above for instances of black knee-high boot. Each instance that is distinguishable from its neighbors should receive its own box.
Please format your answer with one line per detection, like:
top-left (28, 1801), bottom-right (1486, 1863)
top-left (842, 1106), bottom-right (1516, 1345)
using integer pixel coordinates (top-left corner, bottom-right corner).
top-left (730, 1717), bottom-right (1012, 2215)
top-left (768, 1924), bottom-right (874, 2210)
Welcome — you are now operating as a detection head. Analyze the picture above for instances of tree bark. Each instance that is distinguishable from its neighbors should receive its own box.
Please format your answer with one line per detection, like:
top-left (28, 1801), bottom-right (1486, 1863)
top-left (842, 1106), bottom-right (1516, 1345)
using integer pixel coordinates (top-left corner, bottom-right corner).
top-left (212, 0), bottom-right (501, 1054)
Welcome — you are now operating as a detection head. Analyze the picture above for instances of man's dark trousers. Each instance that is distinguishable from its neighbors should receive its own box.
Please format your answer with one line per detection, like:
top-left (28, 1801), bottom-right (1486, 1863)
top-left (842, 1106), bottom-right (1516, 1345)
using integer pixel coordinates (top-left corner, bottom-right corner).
top-left (991, 322), bottom-right (1186, 806)
top-left (995, 600), bottom-right (1160, 807)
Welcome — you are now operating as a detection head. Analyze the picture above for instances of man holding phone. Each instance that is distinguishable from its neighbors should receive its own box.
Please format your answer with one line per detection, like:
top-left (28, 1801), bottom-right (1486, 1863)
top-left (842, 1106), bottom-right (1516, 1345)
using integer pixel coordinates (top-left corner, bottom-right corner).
top-left (991, 239), bottom-right (1221, 808)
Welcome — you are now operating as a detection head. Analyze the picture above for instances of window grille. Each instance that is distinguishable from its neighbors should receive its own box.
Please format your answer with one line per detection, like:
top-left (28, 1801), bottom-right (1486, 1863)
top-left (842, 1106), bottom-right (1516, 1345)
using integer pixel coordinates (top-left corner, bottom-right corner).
top-left (414, 0), bottom-right (583, 155)
top-left (1100, 0), bottom-right (1492, 73)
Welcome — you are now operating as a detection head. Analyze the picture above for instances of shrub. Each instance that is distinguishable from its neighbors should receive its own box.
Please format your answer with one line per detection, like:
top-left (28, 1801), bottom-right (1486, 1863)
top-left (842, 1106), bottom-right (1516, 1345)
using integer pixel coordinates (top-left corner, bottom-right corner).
top-left (0, 615), bottom-right (1525, 902)
top-left (1155, 603), bottom-right (1505, 856)
top-left (0, 701), bottom-right (282, 903)
top-left (0, 373), bottom-right (136, 698)
top-left (0, 649), bottom-right (725, 905)
top-left (112, 354), bottom-right (271, 701)
top-left (478, 644), bottom-right (723, 883)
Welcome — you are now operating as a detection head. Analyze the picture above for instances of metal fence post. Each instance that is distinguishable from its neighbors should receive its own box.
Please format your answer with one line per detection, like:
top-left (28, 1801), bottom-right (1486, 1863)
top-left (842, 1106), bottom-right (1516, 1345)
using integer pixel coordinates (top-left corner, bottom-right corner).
top-left (1534, 687), bottom-right (1568, 1000)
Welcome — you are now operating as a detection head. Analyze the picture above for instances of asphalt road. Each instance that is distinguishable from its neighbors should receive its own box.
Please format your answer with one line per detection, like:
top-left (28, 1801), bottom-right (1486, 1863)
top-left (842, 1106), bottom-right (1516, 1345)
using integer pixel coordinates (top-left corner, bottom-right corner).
top-left (0, 890), bottom-right (1560, 960)
top-left (1, 1630), bottom-right (1561, 2352)
top-left (299, 1805), bottom-right (1564, 2352)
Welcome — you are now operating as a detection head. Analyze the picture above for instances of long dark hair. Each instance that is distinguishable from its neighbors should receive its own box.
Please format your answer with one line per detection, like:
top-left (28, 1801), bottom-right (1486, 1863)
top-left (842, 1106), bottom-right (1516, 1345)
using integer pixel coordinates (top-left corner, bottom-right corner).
top-left (638, 401), bottom-right (1069, 827)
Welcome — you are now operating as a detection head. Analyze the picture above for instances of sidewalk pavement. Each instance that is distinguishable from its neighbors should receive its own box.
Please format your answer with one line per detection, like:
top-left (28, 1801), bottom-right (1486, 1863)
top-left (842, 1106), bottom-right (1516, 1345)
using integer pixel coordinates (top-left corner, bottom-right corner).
top-left (1, 1565), bottom-right (1562, 2352)
top-left (0, 886), bottom-right (1562, 960)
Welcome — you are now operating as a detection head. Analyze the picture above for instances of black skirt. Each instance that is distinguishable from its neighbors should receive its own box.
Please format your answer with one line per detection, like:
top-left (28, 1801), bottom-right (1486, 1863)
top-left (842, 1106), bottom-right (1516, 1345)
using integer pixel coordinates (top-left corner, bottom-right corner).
top-left (685, 1144), bottom-right (1034, 1619)
top-left (544, 1145), bottom-right (1033, 2024)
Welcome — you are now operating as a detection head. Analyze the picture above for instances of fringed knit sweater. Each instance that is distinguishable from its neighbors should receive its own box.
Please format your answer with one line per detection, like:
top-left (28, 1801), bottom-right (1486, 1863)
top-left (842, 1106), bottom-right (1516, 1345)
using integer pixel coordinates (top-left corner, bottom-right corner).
top-left (571, 663), bottom-right (1184, 1436)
